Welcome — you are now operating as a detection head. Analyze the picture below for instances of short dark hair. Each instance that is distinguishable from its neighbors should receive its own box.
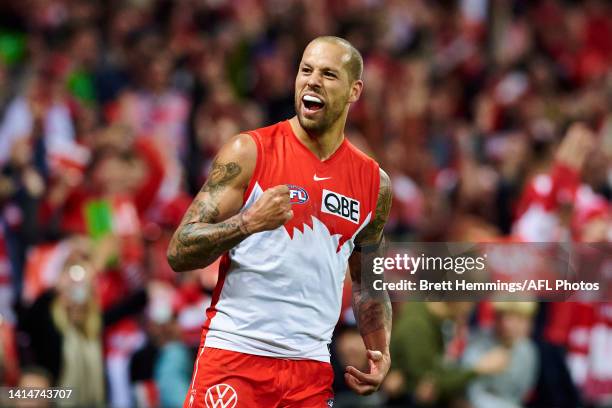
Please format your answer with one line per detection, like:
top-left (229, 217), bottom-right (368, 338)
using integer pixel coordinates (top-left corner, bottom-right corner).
top-left (312, 36), bottom-right (363, 83)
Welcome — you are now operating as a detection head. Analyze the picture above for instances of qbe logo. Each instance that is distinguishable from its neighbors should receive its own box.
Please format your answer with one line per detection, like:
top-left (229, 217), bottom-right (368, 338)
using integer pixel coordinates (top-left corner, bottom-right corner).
top-left (204, 384), bottom-right (238, 408)
top-left (321, 189), bottom-right (360, 224)
top-left (288, 184), bottom-right (309, 204)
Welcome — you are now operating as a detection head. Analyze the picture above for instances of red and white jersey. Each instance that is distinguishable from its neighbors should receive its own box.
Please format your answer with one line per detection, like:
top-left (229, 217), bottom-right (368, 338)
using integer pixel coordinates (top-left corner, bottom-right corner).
top-left (201, 120), bottom-right (380, 362)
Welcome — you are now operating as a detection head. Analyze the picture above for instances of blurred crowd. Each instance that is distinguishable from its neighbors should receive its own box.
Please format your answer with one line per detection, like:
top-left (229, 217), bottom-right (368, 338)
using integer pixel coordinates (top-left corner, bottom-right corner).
top-left (0, 0), bottom-right (610, 407)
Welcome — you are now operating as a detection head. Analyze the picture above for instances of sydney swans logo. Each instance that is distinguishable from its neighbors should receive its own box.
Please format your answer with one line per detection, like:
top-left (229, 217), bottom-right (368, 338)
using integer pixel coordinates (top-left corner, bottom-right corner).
top-left (205, 384), bottom-right (238, 408)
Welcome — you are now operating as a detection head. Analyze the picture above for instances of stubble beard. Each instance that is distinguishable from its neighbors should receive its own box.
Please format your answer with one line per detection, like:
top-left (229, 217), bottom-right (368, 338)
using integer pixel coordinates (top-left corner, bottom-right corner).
top-left (295, 98), bottom-right (345, 137)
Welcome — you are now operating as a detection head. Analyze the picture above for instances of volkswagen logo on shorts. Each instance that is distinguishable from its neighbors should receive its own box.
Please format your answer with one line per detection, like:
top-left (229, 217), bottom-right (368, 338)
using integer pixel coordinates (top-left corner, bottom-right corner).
top-left (205, 384), bottom-right (238, 408)
top-left (288, 184), bottom-right (309, 204)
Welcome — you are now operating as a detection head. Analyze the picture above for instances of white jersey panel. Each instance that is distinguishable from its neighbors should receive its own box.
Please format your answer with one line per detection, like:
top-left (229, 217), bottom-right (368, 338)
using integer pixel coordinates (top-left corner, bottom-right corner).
top-left (204, 183), bottom-right (371, 362)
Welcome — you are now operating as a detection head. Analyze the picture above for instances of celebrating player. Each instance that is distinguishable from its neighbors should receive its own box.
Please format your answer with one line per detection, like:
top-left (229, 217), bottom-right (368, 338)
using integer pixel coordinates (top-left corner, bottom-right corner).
top-left (167, 36), bottom-right (392, 408)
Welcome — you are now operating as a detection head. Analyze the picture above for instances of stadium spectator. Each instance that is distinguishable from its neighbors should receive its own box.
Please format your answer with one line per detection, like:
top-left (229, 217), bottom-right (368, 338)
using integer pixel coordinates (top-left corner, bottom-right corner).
top-left (17, 243), bottom-right (149, 406)
top-left (1, 136), bottom-right (46, 302)
top-left (130, 280), bottom-right (192, 408)
top-left (20, 253), bottom-right (105, 406)
top-left (463, 302), bottom-right (539, 408)
top-left (387, 302), bottom-right (511, 407)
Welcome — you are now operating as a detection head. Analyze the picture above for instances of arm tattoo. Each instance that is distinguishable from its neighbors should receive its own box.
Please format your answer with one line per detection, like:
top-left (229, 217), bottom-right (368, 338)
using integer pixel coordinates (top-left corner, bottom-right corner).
top-left (356, 173), bottom-right (392, 245)
top-left (350, 245), bottom-right (392, 337)
top-left (350, 170), bottom-right (393, 338)
top-left (167, 160), bottom-right (248, 272)
top-left (203, 162), bottom-right (241, 194)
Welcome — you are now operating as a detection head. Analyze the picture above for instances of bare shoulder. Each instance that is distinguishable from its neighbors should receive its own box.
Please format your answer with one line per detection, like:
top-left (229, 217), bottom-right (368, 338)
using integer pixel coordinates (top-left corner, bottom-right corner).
top-left (217, 133), bottom-right (257, 167)
top-left (355, 168), bottom-right (392, 245)
top-left (372, 167), bottom-right (392, 231)
top-left (379, 168), bottom-right (391, 192)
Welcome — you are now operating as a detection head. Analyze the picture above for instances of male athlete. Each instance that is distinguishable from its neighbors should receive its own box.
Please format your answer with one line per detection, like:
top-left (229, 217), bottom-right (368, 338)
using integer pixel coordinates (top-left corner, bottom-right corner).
top-left (168, 36), bottom-right (392, 408)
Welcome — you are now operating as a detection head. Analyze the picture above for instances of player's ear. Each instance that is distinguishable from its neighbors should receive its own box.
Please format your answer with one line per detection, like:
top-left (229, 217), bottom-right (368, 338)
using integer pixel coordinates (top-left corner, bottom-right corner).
top-left (348, 80), bottom-right (363, 104)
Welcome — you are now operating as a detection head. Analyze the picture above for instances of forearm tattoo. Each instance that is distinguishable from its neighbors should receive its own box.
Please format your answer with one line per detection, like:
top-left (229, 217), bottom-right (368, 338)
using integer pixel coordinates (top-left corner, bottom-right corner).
top-left (350, 171), bottom-right (393, 337)
top-left (167, 160), bottom-right (248, 271)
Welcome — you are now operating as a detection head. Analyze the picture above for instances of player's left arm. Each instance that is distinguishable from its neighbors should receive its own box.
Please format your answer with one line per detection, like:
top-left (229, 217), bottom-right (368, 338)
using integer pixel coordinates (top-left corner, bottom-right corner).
top-left (345, 168), bottom-right (393, 396)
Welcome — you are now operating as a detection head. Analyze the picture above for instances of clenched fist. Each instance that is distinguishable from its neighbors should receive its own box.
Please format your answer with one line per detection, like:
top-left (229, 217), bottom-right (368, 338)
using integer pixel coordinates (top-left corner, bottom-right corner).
top-left (242, 185), bottom-right (293, 233)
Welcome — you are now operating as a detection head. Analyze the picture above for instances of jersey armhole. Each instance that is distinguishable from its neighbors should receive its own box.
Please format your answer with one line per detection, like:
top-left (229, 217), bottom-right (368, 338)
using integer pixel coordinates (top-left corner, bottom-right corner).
top-left (243, 131), bottom-right (263, 204)
top-left (370, 161), bottom-right (381, 218)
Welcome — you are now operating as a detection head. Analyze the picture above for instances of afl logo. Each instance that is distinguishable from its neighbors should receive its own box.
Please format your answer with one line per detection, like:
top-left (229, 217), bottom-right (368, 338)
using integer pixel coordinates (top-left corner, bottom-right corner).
top-left (205, 384), bottom-right (238, 408)
top-left (288, 185), bottom-right (309, 204)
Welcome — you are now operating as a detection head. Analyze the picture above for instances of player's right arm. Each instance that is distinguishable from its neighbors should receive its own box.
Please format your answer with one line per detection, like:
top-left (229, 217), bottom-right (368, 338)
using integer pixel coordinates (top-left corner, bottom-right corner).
top-left (167, 134), bottom-right (293, 272)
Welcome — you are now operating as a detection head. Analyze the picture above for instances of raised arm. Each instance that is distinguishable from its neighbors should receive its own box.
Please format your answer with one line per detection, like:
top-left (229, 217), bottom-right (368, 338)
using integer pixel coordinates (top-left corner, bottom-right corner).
top-left (345, 168), bottom-right (393, 395)
top-left (167, 134), bottom-right (293, 272)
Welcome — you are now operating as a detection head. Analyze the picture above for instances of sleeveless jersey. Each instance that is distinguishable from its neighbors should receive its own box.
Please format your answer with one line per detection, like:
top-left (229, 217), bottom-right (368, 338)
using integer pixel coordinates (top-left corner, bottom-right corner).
top-left (201, 120), bottom-right (380, 362)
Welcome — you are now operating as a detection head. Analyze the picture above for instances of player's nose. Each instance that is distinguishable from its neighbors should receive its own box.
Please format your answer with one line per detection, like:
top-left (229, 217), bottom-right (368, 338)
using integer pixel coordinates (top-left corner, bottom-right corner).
top-left (306, 72), bottom-right (323, 89)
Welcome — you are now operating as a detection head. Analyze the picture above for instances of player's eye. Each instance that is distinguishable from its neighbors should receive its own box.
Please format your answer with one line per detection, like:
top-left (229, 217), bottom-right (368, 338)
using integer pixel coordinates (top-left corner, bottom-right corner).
top-left (301, 67), bottom-right (312, 74)
top-left (324, 71), bottom-right (337, 79)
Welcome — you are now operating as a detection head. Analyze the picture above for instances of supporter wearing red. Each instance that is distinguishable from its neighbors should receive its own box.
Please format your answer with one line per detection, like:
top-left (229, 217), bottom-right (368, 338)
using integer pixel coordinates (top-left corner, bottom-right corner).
top-left (543, 194), bottom-right (612, 406)
top-left (168, 36), bottom-right (393, 408)
top-left (513, 123), bottom-right (596, 242)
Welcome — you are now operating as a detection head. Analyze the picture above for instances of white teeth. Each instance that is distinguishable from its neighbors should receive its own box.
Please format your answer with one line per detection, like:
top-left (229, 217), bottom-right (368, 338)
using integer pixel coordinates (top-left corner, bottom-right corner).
top-left (303, 95), bottom-right (323, 104)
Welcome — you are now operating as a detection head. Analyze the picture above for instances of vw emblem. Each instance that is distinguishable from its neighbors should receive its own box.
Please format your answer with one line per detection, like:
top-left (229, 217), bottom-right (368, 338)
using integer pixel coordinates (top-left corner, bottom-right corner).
top-left (204, 384), bottom-right (238, 408)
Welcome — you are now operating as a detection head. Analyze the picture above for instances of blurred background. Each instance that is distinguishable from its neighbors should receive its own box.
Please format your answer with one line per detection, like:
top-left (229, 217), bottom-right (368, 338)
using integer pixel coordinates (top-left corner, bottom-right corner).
top-left (0, 0), bottom-right (610, 407)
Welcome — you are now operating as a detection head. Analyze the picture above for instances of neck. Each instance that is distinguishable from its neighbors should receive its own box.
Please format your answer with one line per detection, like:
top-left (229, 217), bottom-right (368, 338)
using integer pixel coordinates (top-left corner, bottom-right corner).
top-left (289, 116), bottom-right (346, 161)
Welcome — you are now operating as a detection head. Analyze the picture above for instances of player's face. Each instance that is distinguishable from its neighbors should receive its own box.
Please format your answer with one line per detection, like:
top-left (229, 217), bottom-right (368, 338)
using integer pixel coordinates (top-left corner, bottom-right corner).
top-left (295, 41), bottom-right (361, 135)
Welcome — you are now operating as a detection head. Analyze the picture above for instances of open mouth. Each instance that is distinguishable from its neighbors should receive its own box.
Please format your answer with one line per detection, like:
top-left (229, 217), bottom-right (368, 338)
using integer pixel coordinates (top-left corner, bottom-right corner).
top-left (302, 94), bottom-right (325, 112)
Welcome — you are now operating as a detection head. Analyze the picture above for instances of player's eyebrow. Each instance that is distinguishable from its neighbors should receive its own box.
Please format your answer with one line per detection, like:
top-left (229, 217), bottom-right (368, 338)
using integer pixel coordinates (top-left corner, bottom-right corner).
top-left (301, 62), bottom-right (339, 74)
